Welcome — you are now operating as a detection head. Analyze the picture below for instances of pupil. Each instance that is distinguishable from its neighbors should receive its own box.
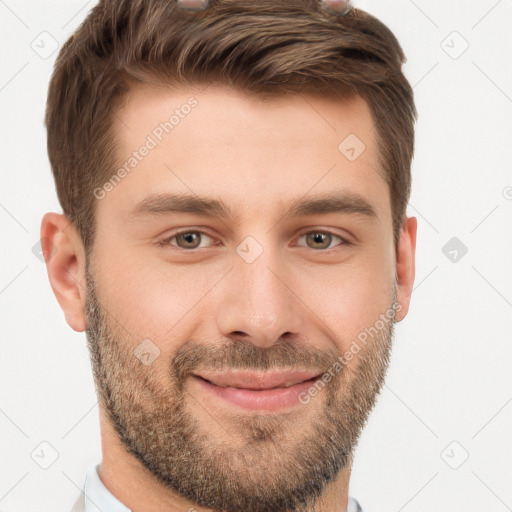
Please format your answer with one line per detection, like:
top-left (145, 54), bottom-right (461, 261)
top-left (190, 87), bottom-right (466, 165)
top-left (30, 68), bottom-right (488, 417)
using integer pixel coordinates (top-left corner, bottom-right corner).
top-left (309, 232), bottom-right (329, 249)
top-left (180, 232), bottom-right (199, 247)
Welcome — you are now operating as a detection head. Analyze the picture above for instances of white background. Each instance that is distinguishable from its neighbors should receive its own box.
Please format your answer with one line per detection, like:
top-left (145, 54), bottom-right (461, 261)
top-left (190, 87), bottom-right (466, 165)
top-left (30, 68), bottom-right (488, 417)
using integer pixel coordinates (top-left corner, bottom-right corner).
top-left (1, 1), bottom-right (511, 511)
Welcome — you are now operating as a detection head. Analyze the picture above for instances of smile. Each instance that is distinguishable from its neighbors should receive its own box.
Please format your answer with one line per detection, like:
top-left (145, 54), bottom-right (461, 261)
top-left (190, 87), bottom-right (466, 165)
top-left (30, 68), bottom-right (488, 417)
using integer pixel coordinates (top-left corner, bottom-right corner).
top-left (191, 370), bottom-right (323, 411)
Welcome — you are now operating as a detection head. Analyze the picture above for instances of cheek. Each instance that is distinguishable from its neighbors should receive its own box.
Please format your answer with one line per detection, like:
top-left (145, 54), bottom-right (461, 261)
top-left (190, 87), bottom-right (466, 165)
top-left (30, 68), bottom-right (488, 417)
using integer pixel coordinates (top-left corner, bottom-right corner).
top-left (295, 251), bottom-right (395, 351)
top-left (93, 226), bottom-right (395, 356)
top-left (95, 251), bottom-right (217, 344)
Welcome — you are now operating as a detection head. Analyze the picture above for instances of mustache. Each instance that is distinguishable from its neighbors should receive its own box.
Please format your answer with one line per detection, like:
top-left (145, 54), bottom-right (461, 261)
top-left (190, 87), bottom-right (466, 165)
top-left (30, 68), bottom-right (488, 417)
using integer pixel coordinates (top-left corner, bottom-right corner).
top-left (170, 338), bottom-right (341, 384)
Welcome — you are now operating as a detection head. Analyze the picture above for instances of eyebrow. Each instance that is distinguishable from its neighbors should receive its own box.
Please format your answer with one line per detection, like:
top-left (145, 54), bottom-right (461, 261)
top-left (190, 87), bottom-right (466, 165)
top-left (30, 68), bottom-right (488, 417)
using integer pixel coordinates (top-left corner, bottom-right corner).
top-left (130, 191), bottom-right (378, 221)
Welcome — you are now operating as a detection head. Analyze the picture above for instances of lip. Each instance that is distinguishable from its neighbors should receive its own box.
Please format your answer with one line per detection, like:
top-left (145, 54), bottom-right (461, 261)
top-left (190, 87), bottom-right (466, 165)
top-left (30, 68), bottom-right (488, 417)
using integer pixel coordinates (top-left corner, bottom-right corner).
top-left (193, 369), bottom-right (322, 390)
top-left (191, 370), bottom-right (323, 411)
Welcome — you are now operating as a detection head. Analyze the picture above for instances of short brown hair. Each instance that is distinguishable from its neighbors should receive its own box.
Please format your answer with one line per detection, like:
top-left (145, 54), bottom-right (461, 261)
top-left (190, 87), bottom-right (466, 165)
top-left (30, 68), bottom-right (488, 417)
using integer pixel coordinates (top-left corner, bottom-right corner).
top-left (45, 0), bottom-right (417, 251)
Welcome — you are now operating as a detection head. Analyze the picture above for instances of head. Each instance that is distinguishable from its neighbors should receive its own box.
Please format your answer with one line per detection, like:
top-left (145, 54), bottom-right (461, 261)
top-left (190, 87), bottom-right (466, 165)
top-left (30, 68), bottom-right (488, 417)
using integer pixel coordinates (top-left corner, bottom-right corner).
top-left (42, 1), bottom-right (417, 511)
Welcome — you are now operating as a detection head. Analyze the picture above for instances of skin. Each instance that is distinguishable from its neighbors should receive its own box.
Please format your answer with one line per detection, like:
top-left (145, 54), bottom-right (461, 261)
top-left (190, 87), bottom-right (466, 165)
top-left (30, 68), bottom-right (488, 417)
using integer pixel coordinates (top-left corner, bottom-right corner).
top-left (41, 84), bottom-right (417, 512)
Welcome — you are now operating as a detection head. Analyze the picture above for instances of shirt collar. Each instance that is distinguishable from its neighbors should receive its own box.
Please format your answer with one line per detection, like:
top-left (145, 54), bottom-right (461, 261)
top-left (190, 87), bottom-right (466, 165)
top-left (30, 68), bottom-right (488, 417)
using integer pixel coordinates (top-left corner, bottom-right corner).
top-left (84, 464), bottom-right (131, 512)
top-left (347, 495), bottom-right (364, 512)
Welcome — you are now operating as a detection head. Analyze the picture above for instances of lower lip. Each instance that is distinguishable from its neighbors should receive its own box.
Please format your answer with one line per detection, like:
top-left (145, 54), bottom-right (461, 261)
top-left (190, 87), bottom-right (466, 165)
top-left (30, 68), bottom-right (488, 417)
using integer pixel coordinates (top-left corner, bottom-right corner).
top-left (192, 375), bottom-right (320, 411)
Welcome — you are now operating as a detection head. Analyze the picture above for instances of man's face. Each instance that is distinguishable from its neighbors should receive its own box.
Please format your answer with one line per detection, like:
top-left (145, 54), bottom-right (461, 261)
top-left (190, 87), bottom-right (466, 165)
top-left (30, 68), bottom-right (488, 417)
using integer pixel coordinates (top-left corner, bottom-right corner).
top-left (85, 85), bottom-right (400, 512)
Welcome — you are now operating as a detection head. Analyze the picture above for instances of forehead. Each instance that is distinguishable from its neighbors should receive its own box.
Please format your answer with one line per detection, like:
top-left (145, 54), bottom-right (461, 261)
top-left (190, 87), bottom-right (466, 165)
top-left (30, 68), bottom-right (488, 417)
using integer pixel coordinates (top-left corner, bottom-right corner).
top-left (115, 83), bottom-right (377, 154)
top-left (102, 83), bottom-right (390, 226)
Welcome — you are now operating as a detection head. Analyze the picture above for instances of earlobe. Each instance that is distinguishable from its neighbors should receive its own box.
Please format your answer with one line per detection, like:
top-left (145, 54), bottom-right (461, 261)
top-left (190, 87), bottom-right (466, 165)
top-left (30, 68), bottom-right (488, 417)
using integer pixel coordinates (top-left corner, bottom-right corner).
top-left (40, 213), bottom-right (88, 332)
top-left (394, 216), bottom-right (417, 322)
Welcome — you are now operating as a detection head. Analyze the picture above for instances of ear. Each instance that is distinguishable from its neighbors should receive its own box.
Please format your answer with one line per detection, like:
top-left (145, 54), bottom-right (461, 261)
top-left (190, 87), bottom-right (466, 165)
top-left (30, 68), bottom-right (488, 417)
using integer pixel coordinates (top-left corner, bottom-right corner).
top-left (40, 213), bottom-right (88, 332)
top-left (394, 216), bottom-right (417, 322)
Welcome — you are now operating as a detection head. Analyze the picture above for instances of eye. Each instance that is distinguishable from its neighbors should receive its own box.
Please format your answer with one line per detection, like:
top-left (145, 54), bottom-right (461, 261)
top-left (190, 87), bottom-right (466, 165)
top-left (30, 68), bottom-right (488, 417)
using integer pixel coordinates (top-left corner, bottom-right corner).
top-left (295, 230), bottom-right (351, 250)
top-left (158, 229), bottom-right (352, 252)
top-left (158, 230), bottom-right (215, 250)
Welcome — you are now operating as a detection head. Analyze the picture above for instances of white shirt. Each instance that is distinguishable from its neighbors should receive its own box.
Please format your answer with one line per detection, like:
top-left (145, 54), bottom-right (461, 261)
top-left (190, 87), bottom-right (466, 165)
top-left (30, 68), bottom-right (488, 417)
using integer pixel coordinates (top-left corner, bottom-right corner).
top-left (83, 464), bottom-right (130, 512)
top-left (83, 463), bottom-right (364, 512)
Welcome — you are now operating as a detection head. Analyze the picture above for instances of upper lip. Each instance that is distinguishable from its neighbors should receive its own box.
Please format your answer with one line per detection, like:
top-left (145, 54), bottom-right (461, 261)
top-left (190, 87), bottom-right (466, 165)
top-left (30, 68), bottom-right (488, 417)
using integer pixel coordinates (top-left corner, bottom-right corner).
top-left (192, 370), bottom-right (322, 390)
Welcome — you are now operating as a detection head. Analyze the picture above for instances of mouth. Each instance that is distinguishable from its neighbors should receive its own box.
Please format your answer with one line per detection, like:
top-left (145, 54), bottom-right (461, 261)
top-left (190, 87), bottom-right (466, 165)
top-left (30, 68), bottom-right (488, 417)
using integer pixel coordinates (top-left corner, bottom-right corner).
top-left (190, 370), bottom-right (324, 411)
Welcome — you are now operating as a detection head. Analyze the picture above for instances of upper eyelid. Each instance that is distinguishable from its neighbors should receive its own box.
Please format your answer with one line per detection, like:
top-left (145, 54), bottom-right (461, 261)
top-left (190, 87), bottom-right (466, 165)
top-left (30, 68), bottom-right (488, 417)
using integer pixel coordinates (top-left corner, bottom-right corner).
top-left (294, 231), bottom-right (347, 246)
top-left (158, 229), bottom-right (215, 247)
top-left (158, 228), bottom-right (352, 248)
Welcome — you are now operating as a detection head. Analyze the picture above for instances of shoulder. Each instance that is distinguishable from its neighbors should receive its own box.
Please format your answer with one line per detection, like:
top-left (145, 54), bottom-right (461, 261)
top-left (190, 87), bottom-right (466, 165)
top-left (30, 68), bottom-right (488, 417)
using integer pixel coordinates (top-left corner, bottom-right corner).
top-left (70, 491), bottom-right (85, 512)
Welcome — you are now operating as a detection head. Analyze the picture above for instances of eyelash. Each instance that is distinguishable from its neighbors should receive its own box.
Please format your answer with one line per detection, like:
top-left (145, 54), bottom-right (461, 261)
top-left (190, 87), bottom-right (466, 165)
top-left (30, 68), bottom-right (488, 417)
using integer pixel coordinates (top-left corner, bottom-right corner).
top-left (157, 229), bottom-right (353, 251)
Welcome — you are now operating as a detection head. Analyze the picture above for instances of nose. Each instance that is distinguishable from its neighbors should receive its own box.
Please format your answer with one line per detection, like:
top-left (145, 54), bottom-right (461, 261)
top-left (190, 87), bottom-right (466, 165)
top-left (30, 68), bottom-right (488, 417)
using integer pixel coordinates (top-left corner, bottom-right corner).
top-left (215, 242), bottom-right (305, 348)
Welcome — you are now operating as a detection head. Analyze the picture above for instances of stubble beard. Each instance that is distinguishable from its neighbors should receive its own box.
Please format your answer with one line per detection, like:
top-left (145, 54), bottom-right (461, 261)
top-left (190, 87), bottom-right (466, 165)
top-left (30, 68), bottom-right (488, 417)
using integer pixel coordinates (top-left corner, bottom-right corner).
top-left (84, 262), bottom-right (396, 512)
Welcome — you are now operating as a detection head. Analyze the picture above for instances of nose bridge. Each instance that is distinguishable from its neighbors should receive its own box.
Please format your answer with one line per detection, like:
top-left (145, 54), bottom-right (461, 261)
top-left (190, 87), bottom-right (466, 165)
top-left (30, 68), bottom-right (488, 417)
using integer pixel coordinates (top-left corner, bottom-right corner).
top-left (216, 238), bottom-right (303, 346)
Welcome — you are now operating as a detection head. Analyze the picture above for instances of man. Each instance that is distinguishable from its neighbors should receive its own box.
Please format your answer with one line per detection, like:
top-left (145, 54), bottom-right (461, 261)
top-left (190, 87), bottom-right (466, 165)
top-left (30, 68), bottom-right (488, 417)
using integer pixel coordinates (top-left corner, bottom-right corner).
top-left (41, 0), bottom-right (417, 511)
